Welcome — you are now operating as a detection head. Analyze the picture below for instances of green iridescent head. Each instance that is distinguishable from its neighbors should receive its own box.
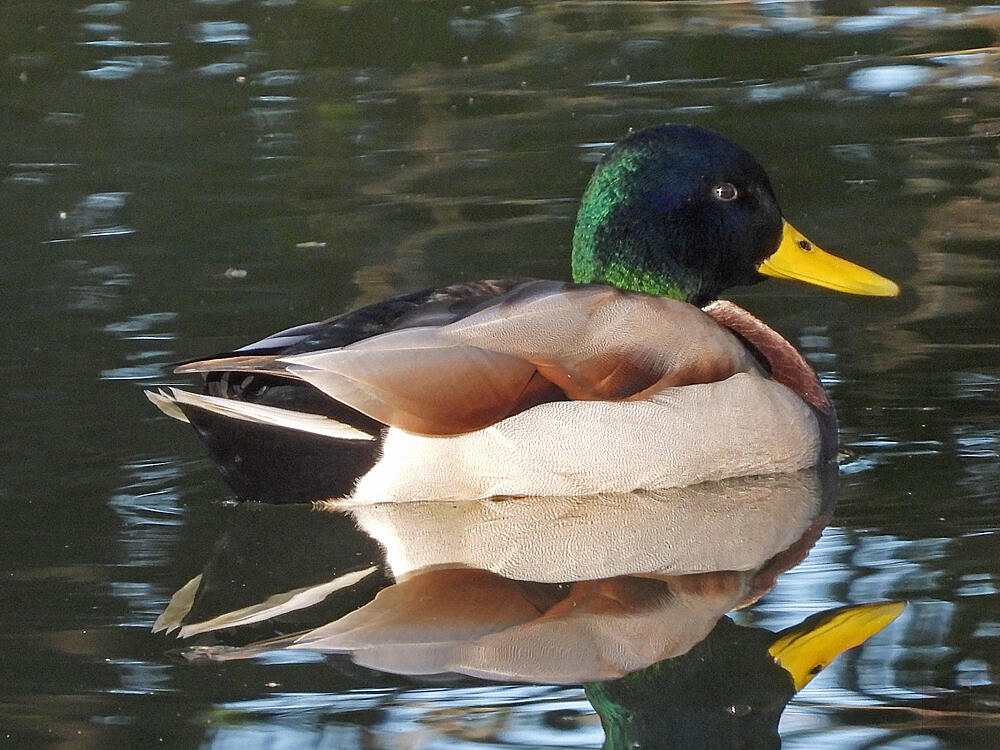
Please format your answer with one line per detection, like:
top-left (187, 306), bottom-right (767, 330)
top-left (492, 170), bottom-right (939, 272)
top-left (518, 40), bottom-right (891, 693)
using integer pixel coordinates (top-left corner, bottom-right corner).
top-left (572, 124), bottom-right (786, 306)
top-left (572, 124), bottom-right (899, 305)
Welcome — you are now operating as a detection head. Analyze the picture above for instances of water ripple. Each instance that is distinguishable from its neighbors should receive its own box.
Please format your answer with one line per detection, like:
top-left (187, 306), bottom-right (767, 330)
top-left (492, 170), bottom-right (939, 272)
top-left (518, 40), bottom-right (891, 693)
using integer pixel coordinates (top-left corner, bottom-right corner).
top-left (847, 64), bottom-right (935, 94)
top-left (82, 55), bottom-right (172, 80)
top-left (191, 21), bottom-right (251, 45)
top-left (77, 1), bottom-right (130, 17)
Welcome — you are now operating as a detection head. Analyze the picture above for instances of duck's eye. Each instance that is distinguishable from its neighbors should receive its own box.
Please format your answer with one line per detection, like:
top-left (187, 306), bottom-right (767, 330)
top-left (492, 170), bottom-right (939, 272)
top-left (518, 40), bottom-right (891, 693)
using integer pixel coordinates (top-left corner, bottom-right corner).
top-left (713, 183), bottom-right (738, 201)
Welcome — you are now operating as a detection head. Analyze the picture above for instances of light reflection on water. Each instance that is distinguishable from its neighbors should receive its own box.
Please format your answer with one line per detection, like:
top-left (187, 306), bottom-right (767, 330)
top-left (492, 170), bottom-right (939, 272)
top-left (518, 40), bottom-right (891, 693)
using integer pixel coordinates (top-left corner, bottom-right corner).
top-left (3, 0), bottom-right (1000, 747)
top-left (202, 686), bottom-right (599, 749)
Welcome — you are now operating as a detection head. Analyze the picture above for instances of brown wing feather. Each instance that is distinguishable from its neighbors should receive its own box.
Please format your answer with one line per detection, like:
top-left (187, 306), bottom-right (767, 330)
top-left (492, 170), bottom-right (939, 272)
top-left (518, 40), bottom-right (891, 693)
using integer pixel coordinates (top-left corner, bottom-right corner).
top-left (176, 286), bottom-right (762, 437)
top-left (287, 333), bottom-right (560, 435)
top-left (278, 287), bottom-right (759, 435)
top-left (539, 354), bottom-right (663, 401)
top-left (445, 286), bottom-right (760, 403)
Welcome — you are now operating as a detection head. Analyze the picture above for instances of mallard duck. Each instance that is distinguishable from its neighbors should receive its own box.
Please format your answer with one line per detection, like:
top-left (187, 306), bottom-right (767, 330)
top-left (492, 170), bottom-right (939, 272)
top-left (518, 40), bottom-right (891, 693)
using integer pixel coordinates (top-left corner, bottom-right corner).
top-left (148, 124), bottom-right (898, 504)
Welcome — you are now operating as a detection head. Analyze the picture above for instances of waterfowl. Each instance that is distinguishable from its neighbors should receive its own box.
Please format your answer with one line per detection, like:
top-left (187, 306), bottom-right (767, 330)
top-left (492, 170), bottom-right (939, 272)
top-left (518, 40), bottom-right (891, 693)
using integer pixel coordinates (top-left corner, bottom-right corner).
top-left (148, 124), bottom-right (898, 504)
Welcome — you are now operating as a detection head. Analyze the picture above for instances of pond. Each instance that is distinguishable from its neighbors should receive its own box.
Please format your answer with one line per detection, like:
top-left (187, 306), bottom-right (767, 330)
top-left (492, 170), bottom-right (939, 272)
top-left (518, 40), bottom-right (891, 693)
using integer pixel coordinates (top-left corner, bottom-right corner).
top-left (3, 1), bottom-right (1000, 748)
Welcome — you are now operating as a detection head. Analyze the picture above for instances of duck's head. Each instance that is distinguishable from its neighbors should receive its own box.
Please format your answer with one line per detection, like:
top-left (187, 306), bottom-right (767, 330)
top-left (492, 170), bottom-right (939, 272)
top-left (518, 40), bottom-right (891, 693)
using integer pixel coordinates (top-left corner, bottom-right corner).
top-left (572, 124), bottom-right (899, 305)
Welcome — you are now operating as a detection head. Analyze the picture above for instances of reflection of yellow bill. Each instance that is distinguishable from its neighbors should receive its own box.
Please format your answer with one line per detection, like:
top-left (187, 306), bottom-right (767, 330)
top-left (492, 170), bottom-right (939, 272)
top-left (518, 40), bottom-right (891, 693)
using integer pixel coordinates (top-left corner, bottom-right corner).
top-left (769, 601), bottom-right (905, 690)
top-left (760, 222), bottom-right (900, 297)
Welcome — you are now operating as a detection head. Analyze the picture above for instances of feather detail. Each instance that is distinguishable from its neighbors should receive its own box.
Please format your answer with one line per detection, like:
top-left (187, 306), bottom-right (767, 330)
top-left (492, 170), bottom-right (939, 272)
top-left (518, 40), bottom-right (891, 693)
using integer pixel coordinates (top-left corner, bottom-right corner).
top-left (703, 300), bottom-right (837, 458)
top-left (145, 389), bottom-right (190, 423)
top-left (174, 354), bottom-right (287, 376)
top-left (147, 388), bottom-right (376, 441)
top-left (284, 333), bottom-right (550, 435)
top-left (274, 286), bottom-right (761, 435)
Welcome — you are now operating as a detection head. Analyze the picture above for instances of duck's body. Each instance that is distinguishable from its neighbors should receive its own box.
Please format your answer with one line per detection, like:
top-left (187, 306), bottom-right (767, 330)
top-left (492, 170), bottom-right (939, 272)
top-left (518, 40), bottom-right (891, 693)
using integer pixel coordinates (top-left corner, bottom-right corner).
top-left (149, 124), bottom-right (897, 504)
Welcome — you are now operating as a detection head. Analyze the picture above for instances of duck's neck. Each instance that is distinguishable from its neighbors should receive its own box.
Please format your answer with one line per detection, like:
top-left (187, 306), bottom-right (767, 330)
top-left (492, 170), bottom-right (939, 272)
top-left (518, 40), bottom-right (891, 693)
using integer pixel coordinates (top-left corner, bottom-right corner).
top-left (571, 151), bottom-right (695, 303)
top-left (576, 260), bottom-right (687, 300)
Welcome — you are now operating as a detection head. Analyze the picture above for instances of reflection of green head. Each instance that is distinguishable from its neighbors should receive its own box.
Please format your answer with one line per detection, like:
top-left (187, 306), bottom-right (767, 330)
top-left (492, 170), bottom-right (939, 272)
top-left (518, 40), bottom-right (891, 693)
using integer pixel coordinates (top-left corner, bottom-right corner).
top-left (586, 617), bottom-right (791, 750)
top-left (571, 124), bottom-right (784, 306)
top-left (586, 602), bottom-right (903, 750)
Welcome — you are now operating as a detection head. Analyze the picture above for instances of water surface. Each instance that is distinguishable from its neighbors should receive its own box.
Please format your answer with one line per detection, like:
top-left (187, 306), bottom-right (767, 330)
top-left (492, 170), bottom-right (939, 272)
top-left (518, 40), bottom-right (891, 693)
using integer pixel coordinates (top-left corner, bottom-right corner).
top-left (3, 1), bottom-right (1000, 748)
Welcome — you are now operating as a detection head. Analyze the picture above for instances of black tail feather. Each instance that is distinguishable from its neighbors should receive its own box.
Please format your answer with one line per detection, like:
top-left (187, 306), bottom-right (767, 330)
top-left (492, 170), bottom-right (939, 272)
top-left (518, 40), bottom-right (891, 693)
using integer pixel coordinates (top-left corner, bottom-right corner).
top-left (178, 402), bottom-right (381, 504)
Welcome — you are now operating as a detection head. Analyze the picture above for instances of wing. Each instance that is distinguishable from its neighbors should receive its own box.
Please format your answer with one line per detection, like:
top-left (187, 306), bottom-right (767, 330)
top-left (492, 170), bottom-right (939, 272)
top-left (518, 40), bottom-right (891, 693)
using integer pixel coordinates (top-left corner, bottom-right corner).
top-left (153, 280), bottom-right (546, 501)
top-left (179, 279), bottom-right (540, 420)
top-left (178, 284), bottom-right (762, 435)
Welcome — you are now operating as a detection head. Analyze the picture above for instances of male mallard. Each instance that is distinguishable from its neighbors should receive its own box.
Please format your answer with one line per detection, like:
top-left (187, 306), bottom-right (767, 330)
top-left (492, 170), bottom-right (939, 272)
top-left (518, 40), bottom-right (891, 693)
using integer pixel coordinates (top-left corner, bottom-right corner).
top-left (148, 124), bottom-right (898, 504)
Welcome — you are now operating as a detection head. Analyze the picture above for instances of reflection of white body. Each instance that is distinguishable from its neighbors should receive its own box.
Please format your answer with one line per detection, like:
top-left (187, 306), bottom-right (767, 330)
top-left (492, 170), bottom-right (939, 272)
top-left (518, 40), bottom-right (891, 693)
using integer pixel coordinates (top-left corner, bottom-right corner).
top-left (352, 471), bottom-right (825, 580)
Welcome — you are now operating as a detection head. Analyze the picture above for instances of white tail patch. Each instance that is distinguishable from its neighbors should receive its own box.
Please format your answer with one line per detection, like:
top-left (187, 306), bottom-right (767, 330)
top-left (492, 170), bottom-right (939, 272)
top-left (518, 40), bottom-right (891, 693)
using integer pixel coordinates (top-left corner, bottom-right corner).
top-left (145, 389), bottom-right (190, 423)
top-left (145, 387), bottom-right (377, 442)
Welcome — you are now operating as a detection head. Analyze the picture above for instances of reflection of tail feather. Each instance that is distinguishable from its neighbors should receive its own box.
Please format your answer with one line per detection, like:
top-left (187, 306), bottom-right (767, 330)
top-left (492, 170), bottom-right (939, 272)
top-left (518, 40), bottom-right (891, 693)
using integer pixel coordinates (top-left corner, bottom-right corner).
top-left (152, 574), bottom-right (202, 634)
top-left (176, 567), bottom-right (379, 638)
top-left (144, 388), bottom-right (381, 503)
top-left (181, 636), bottom-right (304, 663)
top-left (161, 567), bottom-right (379, 662)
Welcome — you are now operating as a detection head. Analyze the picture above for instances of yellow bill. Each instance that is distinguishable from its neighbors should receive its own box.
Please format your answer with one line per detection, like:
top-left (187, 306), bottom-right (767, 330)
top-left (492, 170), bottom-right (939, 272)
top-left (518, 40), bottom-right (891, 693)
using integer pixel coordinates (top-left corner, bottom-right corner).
top-left (759, 222), bottom-right (899, 297)
top-left (768, 600), bottom-right (905, 691)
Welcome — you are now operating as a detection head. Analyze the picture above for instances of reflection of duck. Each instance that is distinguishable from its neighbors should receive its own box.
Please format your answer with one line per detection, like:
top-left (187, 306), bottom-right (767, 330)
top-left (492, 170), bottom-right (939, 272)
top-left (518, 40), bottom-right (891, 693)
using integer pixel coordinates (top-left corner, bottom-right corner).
top-left (186, 568), bottom-right (780, 683)
top-left (588, 602), bottom-right (904, 750)
top-left (163, 476), bottom-right (834, 683)
top-left (158, 478), bottom-right (903, 747)
top-left (147, 124), bottom-right (897, 504)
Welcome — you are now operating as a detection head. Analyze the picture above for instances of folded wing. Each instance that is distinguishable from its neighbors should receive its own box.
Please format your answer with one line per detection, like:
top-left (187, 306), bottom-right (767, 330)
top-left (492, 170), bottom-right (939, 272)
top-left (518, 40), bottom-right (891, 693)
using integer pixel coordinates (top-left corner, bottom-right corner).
top-left (177, 284), bottom-right (760, 435)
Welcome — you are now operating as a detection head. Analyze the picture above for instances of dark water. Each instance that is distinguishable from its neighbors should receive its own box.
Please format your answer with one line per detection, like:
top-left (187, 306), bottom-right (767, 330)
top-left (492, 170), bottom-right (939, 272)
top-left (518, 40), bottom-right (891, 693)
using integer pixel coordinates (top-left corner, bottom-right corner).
top-left (3, 1), bottom-right (1000, 747)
